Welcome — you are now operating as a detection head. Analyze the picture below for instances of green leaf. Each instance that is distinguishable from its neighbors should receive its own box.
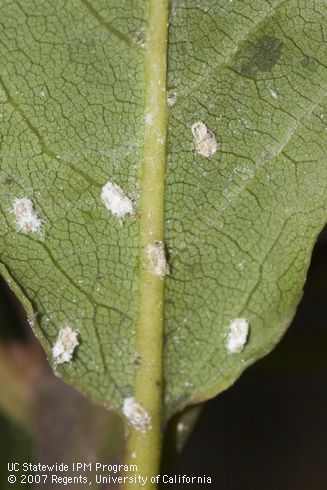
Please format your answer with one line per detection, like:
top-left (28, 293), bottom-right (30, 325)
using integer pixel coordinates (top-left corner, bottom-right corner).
top-left (164, 0), bottom-right (327, 415)
top-left (0, 0), bottom-right (326, 475)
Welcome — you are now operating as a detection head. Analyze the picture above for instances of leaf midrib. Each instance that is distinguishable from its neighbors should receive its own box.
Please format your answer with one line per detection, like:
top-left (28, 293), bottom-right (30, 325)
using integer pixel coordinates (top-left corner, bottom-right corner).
top-left (123, 0), bottom-right (169, 482)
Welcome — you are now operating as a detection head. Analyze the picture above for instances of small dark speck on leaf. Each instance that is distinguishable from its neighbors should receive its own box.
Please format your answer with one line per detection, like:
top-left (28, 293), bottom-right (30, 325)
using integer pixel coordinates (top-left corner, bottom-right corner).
top-left (301, 55), bottom-right (316, 70)
top-left (133, 26), bottom-right (147, 48)
top-left (262, 150), bottom-right (273, 161)
top-left (134, 353), bottom-right (142, 367)
top-left (4, 176), bottom-right (13, 186)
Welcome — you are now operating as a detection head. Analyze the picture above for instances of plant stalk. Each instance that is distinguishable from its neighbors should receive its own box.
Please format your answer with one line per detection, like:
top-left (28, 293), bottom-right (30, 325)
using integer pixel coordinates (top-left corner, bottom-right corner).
top-left (122, 0), bottom-right (169, 488)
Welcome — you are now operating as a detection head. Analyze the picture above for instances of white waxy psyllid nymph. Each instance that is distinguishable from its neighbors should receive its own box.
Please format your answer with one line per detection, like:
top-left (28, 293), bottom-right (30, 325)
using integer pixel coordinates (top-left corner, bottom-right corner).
top-left (13, 197), bottom-right (42, 233)
top-left (191, 121), bottom-right (218, 157)
top-left (122, 397), bottom-right (151, 433)
top-left (52, 326), bottom-right (79, 364)
top-left (146, 241), bottom-right (169, 277)
top-left (226, 318), bottom-right (249, 353)
top-left (101, 181), bottom-right (134, 218)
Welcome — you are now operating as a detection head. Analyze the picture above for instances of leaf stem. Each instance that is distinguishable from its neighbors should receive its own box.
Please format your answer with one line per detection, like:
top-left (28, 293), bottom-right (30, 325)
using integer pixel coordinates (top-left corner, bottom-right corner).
top-left (122, 1), bottom-right (169, 488)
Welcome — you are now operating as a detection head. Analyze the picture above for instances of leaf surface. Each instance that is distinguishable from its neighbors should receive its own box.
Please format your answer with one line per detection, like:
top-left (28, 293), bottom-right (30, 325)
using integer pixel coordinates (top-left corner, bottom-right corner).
top-left (0, 0), bottom-right (326, 421)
